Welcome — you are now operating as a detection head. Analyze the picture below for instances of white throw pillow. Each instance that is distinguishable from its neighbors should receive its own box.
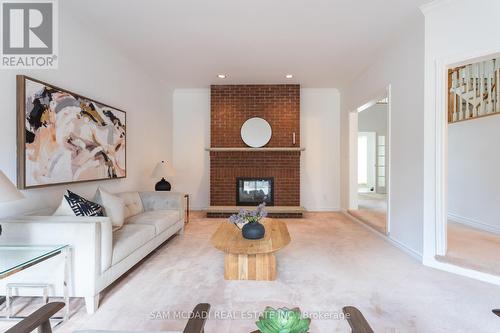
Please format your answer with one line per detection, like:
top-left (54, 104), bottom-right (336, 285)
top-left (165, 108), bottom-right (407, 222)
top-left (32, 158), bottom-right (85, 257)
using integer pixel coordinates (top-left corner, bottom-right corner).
top-left (94, 187), bottom-right (125, 229)
top-left (53, 195), bottom-right (75, 216)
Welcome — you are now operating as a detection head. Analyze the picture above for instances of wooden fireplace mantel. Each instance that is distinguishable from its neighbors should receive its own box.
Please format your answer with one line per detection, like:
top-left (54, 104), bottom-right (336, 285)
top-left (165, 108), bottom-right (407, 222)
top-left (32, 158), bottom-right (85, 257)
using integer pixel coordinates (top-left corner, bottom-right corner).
top-left (205, 147), bottom-right (305, 152)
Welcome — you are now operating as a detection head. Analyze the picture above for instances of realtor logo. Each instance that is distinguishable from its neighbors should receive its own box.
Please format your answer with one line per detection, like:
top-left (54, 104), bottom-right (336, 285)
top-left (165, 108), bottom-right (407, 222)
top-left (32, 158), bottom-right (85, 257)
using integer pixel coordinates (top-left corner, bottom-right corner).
top-left (1, 0), bottom-right (58, 68)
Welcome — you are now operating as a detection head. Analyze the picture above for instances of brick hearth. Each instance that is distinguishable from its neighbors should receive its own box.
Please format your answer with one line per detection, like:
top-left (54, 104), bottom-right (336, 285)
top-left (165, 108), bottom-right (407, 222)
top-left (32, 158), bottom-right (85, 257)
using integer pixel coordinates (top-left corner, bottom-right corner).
top-left (210, 84), bottom-right (301, 208)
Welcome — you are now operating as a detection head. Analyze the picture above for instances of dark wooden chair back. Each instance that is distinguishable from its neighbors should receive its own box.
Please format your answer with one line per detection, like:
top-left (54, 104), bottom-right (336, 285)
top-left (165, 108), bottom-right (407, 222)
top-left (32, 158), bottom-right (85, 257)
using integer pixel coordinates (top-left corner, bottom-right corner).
top-left (4, 302), bottom-right (210, 333)
top-left (343, 306), bottom-right (375, 333)
top-left (5, 302), bottom-right (65, 333)
top-left (184, 303), bottom-right (211, 333)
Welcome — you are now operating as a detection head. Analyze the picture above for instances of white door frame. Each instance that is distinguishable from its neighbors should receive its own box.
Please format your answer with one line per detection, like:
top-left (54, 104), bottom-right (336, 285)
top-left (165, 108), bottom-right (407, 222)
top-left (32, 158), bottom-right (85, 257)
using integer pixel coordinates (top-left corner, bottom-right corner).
top-left (433, 49), bottom-right (500, 257)
top-left (348, 111), bottom-right (359, 210)
top-left (348, 85), bottom-right (392, 235)
top-left (420, 47), bottom-right (500, 285)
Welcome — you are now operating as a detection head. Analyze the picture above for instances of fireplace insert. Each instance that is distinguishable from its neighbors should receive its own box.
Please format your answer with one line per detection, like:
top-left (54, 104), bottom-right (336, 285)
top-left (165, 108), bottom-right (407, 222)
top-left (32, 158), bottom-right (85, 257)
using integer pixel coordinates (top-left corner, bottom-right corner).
top-left (236, 177), bottom-right (274, 206)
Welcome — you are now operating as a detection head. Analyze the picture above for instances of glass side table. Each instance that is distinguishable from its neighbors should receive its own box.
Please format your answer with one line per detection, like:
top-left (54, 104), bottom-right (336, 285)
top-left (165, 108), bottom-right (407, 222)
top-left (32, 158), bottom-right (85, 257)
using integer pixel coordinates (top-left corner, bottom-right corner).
top-left (0, 245), bottom-right (71, 322)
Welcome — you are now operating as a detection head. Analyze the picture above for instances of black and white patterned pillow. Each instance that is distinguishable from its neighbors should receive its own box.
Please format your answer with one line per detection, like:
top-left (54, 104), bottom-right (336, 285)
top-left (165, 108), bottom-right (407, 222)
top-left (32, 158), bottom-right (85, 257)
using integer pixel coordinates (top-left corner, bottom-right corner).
top-left (64, 190), bottom-right (104, 217)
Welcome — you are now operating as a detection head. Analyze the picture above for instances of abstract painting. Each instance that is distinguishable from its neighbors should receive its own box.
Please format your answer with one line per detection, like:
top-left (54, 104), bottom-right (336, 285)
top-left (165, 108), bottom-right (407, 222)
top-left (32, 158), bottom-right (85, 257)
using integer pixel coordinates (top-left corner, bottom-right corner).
top-left (17, 76), bottom-right (126, 189)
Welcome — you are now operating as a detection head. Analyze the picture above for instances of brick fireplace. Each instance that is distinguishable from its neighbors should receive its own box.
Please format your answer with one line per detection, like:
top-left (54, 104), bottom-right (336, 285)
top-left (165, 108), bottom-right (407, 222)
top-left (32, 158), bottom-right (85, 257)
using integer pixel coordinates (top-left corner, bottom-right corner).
top-left (209, 85), bottom-right (302, 216)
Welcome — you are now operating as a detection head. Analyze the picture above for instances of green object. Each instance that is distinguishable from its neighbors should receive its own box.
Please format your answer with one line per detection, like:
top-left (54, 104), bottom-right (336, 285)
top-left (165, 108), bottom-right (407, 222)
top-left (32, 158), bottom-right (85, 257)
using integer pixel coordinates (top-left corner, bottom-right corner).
top-left (256, 307), bottom-right (311, 333)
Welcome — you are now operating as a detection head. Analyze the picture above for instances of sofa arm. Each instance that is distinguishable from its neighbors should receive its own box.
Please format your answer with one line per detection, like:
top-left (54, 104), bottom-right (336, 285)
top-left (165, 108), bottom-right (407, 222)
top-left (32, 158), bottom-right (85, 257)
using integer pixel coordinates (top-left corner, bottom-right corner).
top-left (139, 192), bottom-right (186, 220)
top-left (0, 216), bottom-right (113, 297)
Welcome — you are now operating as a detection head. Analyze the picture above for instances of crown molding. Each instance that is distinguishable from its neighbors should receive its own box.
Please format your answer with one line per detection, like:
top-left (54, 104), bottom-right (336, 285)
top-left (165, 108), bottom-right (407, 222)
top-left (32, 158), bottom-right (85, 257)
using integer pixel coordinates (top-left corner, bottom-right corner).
top-left (420, 0), bottom-right (454, 15)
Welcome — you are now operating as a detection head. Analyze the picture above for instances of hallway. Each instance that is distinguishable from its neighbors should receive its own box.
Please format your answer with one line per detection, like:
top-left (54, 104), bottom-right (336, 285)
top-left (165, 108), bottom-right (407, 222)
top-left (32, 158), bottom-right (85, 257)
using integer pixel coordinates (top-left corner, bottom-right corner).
top-left (348, 193), bottom-right (387, 234)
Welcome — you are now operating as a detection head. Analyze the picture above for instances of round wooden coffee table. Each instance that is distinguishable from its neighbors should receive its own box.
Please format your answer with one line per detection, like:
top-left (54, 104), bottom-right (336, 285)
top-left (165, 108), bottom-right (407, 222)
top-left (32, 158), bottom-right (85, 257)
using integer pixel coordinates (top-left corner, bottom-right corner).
top-left (211, 219), bottom-right (291, 281)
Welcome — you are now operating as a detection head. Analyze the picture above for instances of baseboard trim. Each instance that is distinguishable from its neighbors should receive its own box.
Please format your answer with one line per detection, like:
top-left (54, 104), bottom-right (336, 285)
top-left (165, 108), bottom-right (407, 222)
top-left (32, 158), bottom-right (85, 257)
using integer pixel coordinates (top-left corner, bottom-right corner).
top-left (343, 210), bottom-right (422, 262)
top-left (448, 213), bottom-right (500, 235)
top-left (388, 235), bottom-right (423, 262)
top-left (423, 256), bottom-right (500, 286)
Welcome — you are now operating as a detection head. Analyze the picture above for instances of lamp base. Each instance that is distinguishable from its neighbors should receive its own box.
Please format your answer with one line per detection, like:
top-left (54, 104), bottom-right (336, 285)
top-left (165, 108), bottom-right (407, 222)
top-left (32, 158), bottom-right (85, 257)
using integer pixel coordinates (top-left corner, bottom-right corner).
top-left (155, 178), bottom-right (171, 191)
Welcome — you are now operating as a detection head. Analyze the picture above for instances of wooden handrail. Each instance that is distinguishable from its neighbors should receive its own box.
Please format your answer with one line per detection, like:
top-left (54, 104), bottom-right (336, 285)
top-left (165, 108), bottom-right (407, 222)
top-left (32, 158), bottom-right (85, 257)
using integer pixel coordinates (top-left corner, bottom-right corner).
top-left (183, 303), bottom-right (211, 333)
top-left (5, 302), bottom-right (65, 333)
top-left (343, 306), bottom-right (375, 333)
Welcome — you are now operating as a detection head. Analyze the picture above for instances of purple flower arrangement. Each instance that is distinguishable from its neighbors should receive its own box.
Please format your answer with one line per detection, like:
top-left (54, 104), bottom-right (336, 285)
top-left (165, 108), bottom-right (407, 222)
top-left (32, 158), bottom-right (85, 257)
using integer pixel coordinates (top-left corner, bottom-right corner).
top-left (229, 203), bottom-right (268, 230)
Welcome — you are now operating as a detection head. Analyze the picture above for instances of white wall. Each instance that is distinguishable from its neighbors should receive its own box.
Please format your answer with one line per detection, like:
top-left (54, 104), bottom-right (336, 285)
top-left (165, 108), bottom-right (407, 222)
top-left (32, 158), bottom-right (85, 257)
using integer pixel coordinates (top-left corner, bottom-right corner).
top-left (172, 89), bottom-right (210, 210)
top-left (422, 0), bottom-right (500, 258)
top-left (0, 8), bottom-right (170, 217)
top-left (358, 104), bottom-right (388, 135)
top-left (448, 116), bottom-right (500, 233)
top-left (171, 88), bottom-right (341, 211)
top-left (340, 13), bottom-right (425, 257)
top-left (300, 89), bottom-right (341, 211)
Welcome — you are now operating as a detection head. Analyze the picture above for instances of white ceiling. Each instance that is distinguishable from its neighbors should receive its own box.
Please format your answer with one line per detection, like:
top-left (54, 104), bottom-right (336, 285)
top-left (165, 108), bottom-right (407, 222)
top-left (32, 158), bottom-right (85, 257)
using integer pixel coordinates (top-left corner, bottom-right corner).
top-left (65, 0), bottom-right (429, 88)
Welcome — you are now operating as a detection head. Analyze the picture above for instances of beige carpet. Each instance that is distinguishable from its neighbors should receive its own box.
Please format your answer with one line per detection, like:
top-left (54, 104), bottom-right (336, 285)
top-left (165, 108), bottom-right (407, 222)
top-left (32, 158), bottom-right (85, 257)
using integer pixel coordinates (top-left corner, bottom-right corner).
top-left (358, 193), bottom-right (387, 213)
top-left (348, 193), bottom-right (388, 234)
top-left (1, 213), bottom-right (500, 332)
top-left (347, 209), bottom-right (387, 234)
top-left (353, 192), bottom-right (500, 278)
top-left (436, 221), bottom-right (500, 276)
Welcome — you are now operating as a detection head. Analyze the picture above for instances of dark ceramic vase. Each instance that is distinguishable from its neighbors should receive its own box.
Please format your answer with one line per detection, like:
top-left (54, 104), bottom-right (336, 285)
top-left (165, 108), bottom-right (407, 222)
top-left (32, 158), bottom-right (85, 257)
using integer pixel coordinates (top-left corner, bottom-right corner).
top-left (155, 178), bottom-right (172, 191)
top-left (242, 221), bottom-right (265, 240)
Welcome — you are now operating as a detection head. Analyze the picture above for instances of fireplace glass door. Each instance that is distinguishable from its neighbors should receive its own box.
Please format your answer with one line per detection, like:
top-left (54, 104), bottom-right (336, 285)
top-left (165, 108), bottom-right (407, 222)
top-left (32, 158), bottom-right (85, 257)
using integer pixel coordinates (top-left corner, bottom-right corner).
top-left (236, 178), bottom-right (274, 206)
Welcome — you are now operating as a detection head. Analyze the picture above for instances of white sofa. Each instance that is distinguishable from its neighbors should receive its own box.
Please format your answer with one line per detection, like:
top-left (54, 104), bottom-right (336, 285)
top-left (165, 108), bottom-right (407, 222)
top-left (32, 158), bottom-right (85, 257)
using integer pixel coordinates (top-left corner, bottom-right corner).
top-left (0, 191), bottom-right (185, 314)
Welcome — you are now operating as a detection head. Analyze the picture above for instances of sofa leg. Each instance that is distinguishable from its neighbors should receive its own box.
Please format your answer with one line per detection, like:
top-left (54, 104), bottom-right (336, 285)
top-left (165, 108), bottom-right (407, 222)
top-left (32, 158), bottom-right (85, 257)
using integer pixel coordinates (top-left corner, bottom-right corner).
top-left (85, 294), bottom-right (100, 314)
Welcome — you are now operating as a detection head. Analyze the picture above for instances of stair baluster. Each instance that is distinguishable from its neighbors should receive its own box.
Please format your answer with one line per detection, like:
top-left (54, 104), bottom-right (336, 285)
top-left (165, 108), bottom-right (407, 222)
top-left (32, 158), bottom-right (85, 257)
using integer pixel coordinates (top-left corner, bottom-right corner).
top-left (448, 58), bottom-right (499, 123)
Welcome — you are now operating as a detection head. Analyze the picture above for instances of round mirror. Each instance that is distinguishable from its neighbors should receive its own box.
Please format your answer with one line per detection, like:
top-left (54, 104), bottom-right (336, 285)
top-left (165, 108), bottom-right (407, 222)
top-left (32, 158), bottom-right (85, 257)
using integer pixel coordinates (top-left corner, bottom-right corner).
top-left (240, 117), bottom-right (272, 148)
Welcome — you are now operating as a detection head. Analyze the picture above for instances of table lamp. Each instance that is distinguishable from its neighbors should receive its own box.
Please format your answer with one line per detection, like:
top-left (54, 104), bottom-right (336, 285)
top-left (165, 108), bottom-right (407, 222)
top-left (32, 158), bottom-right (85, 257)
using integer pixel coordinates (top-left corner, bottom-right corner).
top-left (151, 161), bottom-right (175, 191)
top-left (0, 170), bottom-right (24, 235)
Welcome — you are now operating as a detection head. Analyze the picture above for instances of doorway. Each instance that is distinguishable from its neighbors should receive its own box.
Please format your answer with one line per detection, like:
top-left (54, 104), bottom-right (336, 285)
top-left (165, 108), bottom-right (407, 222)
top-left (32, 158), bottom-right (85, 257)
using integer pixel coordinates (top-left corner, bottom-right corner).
top-left (348, 89), bottom-right (391, 235)
top-left (434, 56), bottom-right (500, 276)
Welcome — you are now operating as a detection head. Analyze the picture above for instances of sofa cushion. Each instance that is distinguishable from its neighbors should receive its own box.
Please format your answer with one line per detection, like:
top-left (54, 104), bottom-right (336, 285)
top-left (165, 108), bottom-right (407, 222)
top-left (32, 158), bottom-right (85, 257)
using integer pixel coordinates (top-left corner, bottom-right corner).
top-left (117, 192), bottom-right (144, 219)
top-left (112, 224), bottom-right (155, 265)
top-left (125, 210), bottom-right (181, 235)
top-left (94, 187), bottom-right (126, 229)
